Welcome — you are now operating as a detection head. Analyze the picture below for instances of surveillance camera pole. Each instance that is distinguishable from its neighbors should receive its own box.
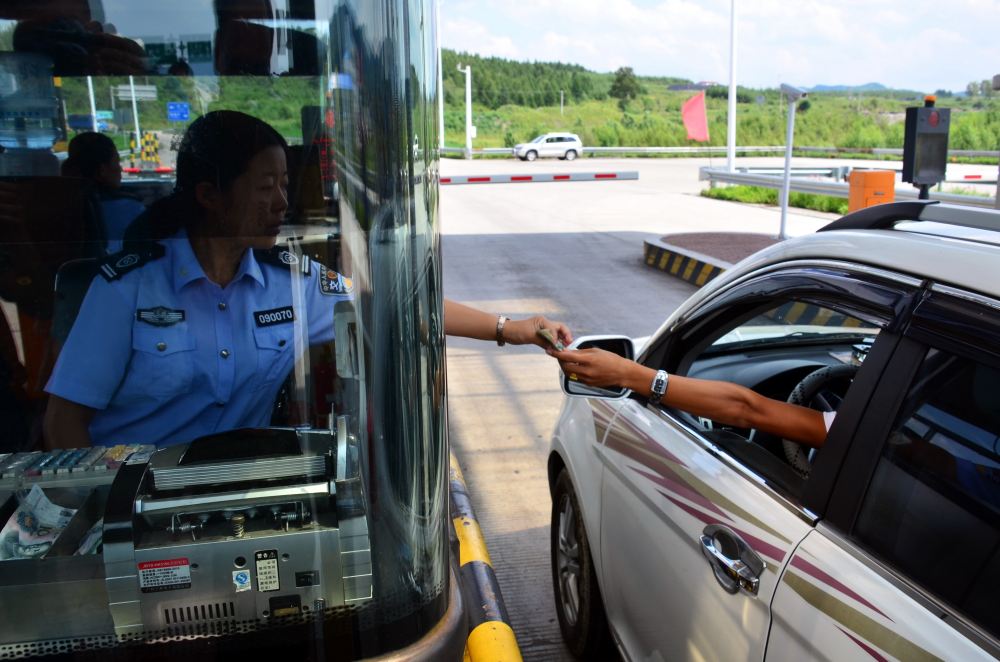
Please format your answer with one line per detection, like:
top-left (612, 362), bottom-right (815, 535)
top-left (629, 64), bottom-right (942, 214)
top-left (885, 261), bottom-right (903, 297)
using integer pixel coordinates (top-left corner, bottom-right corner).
top-left (457, 64), bottom-right (472, 159)
top-left (726, 0), bottom-right (738, 172)
top-left (779, 88), bottom-right (802, 240)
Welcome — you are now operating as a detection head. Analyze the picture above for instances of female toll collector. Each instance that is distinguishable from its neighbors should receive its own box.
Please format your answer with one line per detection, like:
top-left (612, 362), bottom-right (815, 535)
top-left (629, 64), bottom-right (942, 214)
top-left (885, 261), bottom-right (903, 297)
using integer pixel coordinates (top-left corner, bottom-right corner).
top-left (44, 111), bottom-right (570, 449)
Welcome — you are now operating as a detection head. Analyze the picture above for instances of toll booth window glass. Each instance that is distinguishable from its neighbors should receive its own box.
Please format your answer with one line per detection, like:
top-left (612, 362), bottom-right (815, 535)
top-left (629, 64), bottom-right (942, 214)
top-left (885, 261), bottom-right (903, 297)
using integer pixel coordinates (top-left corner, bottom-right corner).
top-left (0, 0), bottom-right (447, 658)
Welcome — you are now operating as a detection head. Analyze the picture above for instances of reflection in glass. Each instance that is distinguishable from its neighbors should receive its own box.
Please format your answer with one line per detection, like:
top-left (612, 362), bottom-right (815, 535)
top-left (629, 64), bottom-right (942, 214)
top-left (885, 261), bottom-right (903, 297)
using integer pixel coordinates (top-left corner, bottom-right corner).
top-left (0, 0), bottom-right (449, 657)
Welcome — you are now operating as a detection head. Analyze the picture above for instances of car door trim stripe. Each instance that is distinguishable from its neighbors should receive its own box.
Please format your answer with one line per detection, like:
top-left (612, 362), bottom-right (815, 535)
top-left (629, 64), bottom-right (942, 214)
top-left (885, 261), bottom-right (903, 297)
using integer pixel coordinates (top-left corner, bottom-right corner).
top-left (607, 411), bottom-right (794, 544)
top-left (783, 572), bottom-right (941, 662)
top-left (836, 626), bottom-right (890, 662)
top-left (791, 554), bottom-right (890, 620)
top-left (631, 466), bottom-right (730, 521)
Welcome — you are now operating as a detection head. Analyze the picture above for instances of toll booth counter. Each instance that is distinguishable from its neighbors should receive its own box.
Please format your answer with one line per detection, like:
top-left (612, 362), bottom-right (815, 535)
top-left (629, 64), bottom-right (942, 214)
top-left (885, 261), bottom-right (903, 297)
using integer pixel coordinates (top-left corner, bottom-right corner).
top-left (0, 423), bottom-right (371, 651)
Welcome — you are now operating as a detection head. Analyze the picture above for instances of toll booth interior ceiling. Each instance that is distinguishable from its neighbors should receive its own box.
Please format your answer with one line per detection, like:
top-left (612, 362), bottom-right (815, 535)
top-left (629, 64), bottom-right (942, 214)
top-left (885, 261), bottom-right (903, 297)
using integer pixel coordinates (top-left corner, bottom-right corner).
top-left (0, 0), bottom-right (451, 658)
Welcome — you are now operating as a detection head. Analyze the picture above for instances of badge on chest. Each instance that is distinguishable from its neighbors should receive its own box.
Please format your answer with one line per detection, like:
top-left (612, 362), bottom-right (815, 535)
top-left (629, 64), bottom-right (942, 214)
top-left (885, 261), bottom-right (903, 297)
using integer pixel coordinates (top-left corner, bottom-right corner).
top-left (254, 306), bottom-right (296, 328)
top-left (136, 307), bottom-right (186, 327)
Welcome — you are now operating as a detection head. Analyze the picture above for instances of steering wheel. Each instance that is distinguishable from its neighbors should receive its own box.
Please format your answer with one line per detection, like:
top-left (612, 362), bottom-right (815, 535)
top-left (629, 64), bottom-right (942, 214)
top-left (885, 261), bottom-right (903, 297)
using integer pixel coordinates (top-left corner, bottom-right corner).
top-left (783, 363), bottom-right (860, 477)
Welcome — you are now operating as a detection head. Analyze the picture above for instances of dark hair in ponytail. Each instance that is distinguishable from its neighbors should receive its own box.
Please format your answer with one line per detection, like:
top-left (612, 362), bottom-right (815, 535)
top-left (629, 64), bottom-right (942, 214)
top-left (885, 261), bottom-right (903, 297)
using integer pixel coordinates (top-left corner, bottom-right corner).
top-left (140, 111), bottom-right (287, 241)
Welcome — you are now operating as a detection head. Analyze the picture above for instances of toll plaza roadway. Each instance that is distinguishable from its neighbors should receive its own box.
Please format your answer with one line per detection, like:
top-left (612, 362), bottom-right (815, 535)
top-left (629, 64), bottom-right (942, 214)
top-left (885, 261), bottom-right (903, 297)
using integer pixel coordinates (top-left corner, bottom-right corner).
top-left (440, 154), bottom-right (997, 660)
top-left (439, 156), bottom-right (831, 660)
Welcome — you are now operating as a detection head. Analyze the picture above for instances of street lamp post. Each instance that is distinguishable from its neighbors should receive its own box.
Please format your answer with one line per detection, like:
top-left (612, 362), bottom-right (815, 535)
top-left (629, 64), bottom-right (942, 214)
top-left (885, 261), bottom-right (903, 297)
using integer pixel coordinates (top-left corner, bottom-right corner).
top-left (993, 74), bottom-right (1000, 209)
top-left (457, 63), bottom-right (472, 159)
top-left (778, 84), bottom-right (807, 240)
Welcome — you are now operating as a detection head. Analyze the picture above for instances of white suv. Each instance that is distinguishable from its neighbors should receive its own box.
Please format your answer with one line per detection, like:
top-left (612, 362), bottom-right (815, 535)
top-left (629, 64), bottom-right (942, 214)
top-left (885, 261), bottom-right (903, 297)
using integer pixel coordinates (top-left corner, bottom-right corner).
top-left (513, 132), bottom-right (582, 161)
top-left (549, 200), bottom-right (1000, 661)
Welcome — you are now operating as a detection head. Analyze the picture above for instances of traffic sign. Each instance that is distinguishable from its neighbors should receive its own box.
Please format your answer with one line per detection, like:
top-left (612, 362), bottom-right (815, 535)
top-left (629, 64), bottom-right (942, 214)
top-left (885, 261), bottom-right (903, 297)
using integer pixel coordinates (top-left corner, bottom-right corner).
top-left (167, 102), bottom-right (190, 122)
top-left (95, 110), bottom-right (114, 120)
top-left (114, 84), bottom-right (157, 101)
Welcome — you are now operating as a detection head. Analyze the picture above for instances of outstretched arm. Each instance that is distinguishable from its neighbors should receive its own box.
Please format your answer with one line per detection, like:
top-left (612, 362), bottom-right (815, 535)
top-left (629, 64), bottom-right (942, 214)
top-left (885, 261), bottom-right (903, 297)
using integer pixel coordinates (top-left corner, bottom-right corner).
top-left (549, 347), bottom-right (828, 448)
top-left (444, 299), bottom-right (572, 349)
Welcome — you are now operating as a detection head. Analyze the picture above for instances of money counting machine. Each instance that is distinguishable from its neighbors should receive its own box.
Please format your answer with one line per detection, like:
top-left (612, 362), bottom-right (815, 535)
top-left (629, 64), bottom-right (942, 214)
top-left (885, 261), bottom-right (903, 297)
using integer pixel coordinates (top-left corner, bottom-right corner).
top-left (0, 420), bottom-right (371, 648)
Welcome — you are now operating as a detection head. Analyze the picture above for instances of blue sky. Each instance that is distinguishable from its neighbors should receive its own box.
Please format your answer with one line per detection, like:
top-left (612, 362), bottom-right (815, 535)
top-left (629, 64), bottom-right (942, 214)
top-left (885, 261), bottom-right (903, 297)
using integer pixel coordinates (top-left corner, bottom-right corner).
top-left (439, 0), bottom-right (1000, 93)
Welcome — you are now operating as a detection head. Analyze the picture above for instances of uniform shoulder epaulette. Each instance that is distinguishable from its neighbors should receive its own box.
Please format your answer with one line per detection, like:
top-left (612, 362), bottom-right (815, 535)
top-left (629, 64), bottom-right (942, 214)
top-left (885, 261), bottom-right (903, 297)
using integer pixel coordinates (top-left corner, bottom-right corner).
top-left (97, 243), bottom-right (166, 281)
top-left (254, 246), bottom-right (313, 276)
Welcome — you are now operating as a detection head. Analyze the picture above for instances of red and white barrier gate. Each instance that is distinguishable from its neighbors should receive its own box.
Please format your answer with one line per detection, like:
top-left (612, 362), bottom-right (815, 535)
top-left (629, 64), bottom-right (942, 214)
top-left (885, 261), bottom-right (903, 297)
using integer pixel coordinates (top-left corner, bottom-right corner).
top-left (440, 171), bottom-right (638, 185)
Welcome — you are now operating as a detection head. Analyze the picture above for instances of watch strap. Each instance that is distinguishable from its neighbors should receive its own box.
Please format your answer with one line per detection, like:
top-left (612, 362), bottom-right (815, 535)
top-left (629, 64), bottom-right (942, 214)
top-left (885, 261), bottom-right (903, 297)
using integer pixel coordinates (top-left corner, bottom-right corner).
top-left (649, 370), bottom-right (669, 405)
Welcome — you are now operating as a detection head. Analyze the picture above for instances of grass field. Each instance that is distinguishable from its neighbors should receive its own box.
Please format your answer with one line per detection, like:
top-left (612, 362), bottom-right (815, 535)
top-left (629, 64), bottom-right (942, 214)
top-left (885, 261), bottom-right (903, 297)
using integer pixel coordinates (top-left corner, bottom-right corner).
top-left (700, 185), bottom-right (850, 215)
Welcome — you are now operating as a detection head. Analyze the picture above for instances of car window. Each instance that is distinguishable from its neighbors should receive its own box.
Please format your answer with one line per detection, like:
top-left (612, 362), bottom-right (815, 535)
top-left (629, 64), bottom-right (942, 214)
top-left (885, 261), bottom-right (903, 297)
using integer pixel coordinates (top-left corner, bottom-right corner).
top-left (852, 349), bottom-right (1000, 638)
top-left (676, 298), bottom-right (881, 497)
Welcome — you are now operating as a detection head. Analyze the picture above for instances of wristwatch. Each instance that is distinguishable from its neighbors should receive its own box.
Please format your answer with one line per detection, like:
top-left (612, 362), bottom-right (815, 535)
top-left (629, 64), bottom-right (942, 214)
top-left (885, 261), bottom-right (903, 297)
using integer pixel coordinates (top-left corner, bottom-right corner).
top-left (648, 370), bottom-right (669, 405)
top-left (496, 314), bottom-right (509, 346)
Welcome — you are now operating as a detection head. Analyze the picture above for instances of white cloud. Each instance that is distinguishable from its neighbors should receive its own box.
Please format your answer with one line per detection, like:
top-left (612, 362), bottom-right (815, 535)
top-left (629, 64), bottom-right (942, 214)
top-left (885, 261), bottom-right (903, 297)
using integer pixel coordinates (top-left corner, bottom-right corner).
top-left (442, 17), bottom-right (521, 60)
top-left (440, 0), bottom-right (997, 91)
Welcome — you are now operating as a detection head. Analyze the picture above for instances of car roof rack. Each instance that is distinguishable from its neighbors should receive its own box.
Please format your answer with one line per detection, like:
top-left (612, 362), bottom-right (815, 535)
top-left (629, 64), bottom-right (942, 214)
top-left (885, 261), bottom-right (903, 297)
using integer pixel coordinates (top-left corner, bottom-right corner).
top-left (818, 200), bottom-right (1000, 234)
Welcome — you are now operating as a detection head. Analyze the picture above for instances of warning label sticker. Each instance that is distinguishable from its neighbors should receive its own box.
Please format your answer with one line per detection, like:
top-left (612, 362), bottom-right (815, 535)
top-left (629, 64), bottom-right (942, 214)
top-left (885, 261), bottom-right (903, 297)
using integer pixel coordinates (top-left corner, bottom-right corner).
top-left (255, 550), bottom-right (280, 592)
top-left (137, 558), bottom-right (192, 593)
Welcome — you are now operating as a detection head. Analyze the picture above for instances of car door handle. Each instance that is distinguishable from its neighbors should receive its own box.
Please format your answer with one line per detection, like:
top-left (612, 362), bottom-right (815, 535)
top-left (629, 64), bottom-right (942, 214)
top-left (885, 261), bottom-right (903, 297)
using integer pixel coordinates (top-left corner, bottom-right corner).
top-left (699, 524), bottom-right (765, 597)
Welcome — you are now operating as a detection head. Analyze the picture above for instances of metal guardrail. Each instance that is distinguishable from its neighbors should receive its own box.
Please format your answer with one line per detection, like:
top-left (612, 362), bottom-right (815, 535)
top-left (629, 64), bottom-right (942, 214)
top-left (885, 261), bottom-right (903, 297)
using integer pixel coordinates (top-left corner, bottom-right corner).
top-left (698, 166), bottom-right (997, 209)
top-left (442, 145), bottom-right (999, 160)
top-left (736, 165), bottom-right (851, 179)
top-left (795, 146), bottom-right (1000, 159)
top-left (441, 146), bottom-right (512, 156)
top-left (583, 146), bottom-right (784, 155)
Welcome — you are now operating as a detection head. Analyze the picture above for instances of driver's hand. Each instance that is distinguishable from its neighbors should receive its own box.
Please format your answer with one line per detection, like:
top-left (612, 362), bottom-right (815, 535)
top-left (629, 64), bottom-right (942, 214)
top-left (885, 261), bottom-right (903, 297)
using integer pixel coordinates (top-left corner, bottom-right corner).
top-left (546, 347), bottom-right (632, 388)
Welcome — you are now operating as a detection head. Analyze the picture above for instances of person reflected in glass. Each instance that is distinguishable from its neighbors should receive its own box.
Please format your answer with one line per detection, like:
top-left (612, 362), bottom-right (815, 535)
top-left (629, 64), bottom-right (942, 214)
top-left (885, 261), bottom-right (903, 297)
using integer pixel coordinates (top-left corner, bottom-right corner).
top-left (213, 0), bottom-right (275, 75)
top-left (43, 111), bottom-right (570, 449)
top-left (9, 1), bottom-right (147, 76)
top-left (167, 59), bottom-right (194, 76)
top-left (62, 132), bottom-right (146, 253)
top-left (548, 347), bottom-right (830, 448)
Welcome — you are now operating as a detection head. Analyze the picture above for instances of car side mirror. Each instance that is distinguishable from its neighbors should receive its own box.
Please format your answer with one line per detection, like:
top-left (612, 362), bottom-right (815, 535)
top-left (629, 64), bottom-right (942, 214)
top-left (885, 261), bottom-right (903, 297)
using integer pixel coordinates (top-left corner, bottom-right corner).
top-left (560, 335), bottom-right (636, 399)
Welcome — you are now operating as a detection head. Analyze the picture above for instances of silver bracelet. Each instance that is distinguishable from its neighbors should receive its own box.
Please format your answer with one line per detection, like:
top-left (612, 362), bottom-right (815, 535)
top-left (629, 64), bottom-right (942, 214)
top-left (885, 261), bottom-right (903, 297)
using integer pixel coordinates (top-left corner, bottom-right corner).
top-left (496, 314), bottom-right (509, 346)
top-left (648, 370), bottom-right (669, 405)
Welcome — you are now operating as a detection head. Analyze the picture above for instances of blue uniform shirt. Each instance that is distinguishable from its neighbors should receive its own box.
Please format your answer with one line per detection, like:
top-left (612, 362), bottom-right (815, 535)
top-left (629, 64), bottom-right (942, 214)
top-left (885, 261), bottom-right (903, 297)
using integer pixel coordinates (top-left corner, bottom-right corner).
top-left (45, 230), bottom-right (354, 447)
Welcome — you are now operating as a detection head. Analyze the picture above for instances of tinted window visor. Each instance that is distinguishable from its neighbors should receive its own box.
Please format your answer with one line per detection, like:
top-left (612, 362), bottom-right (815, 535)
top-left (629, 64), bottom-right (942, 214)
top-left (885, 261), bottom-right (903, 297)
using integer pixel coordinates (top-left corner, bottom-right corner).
top-left (654, 267), bottom-right (914, 371)
top-left (908, 290), bottom-right (1000, 363)
top-left (0, 0), bottom-right (449, 658)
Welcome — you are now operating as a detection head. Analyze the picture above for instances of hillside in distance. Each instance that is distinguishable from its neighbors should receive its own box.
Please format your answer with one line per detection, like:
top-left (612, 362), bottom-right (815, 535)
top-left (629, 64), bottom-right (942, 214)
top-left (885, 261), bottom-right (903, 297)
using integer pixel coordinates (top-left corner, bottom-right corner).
top-left (440, 49), bottom-right (1000, 153)
top-left (809, 82), bottom-right (888, 93)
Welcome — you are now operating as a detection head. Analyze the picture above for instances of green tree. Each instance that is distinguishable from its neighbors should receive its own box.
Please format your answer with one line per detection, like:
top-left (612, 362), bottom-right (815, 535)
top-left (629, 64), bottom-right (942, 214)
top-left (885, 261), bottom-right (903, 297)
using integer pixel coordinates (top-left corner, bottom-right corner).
top-left (570, 72), bottom-right (591, 100)
top-left (966, 81), bottom-right (980, 97)
top-left (609, 67), bottom-right (642, 103)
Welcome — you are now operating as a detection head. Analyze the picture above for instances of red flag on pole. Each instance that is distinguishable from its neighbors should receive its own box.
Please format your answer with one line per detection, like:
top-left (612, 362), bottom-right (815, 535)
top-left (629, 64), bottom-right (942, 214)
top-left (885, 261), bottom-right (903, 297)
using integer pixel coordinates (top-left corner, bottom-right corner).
top-left (681, 91), bottom-right (710, 142)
